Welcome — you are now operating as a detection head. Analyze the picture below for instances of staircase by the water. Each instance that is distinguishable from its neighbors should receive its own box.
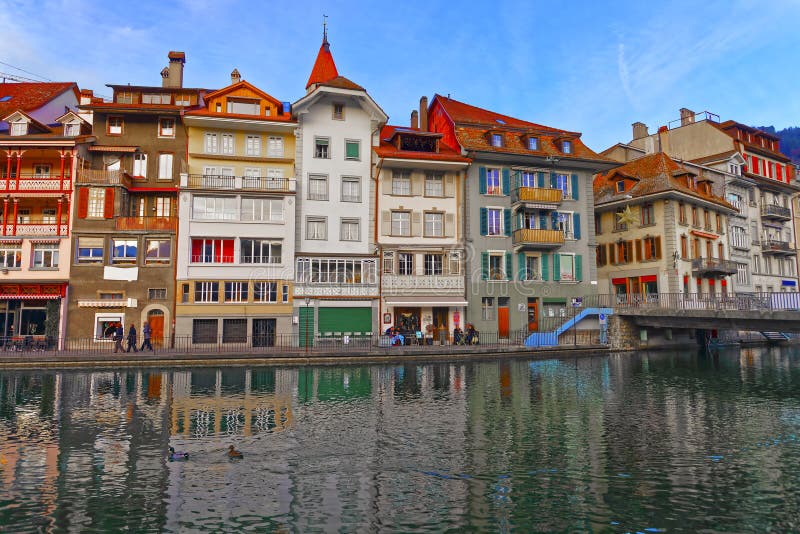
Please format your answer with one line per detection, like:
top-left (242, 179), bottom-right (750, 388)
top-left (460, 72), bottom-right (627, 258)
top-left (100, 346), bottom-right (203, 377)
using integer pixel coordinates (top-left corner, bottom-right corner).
top-left (760, 331), bottom-right (790, 341)
top-left (524, 308), bottom-right (613, 347)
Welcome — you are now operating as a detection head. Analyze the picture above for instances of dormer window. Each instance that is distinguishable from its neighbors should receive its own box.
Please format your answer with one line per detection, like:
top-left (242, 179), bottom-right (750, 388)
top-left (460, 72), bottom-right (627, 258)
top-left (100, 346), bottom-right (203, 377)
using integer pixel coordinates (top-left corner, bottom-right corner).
top-left (226, 97), bottom-right (259, 115)
top-left (528, 137), bottom-right (539, 150)
top-left (615, 180), bottom-right (625, 193)
top-left (729, 163), bottom-right (740, 175)
top-left (491, 134), bottom-right (503, 147)
top-left (332, 103), bottom-right (345, 120)
top-left (64, 123), bottom-right (80, 136)
top-left (10, 121), bottom-right (27, 136)
top-left (562, 140), bottom-right (572, 154)
top-left (215, 103), bottom-right (222, 112)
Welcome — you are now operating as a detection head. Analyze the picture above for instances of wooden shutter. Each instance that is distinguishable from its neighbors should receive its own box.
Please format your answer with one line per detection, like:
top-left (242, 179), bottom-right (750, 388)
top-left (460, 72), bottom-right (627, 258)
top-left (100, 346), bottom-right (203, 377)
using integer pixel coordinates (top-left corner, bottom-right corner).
top-left (411, 172), bottom-right (423, 196)
top-left (382, 176), bottom-right (392, 195)
top-left (550, 172), bottom-right (557, 189)
top-left (571, 174), bottom-right (579, 200)
top-left (539, 213), bottom-right (548, 230)
top-left (480, 207), bottom-right (488, 236)
top-left (479, 167), bottom-right (487, 194)
top-left (501, 168), bottom-right (510, 195)
top-left (411, 211), bottom-right (421, 236)
top-left (444, 174), bottom-right (455, 197)
top-left (518, 253), bottom-right (526, 280)
top-left (445, 213), bottom-right (455, 237)
top-left (77, 188), bottom-right (89, 218)
top-left (655, 236), bottom-right (662, 259)
top-left (575, 255), bottom-right (583, 281)
top-left (505, 252), bottom-right (512, 280)
top-left (537, 172), bottom-right (545, 188)
top-left (103, 187), bottom-right (114, 219)
top-left (608, 243), bottom-right (616, 265)
top-left (553, 254), bottom-right (561, 281)
top-left (481, 252), bottom-right (489, 280)
top-left (381, 211), bottom-right (391, 236)
top-left (541, 253), bottom-right (550, 281)
top-left (503, 209), bottom-right (511, 236)
top-left (634, 239), bottom-right (642, 262)
top-left (573, 213), bottom-right (581, 240)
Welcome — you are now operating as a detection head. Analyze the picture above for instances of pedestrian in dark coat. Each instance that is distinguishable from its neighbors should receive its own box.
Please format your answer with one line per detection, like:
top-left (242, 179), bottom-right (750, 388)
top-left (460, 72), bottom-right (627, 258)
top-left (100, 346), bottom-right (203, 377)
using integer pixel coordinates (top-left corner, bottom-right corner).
top-left (113, 323), bottom-right (124, 353)
top-left (126, 324), bottom-right (138, 353)
top-left (140, 321), bottom-right (154, 352)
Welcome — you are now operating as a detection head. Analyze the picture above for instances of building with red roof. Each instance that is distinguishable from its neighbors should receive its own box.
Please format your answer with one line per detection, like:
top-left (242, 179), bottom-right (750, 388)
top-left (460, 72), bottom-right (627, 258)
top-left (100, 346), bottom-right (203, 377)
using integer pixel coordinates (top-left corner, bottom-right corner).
top-left (0, 82), bottom-right (79, 131)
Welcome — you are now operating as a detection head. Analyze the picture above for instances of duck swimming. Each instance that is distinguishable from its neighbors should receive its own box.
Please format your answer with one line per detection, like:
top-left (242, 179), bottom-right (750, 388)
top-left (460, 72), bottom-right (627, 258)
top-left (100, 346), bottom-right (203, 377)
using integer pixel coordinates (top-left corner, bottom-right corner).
top-left (168, 446), bottom-right (189, 461)
top-left (227, 445), bottom-right (243, 459)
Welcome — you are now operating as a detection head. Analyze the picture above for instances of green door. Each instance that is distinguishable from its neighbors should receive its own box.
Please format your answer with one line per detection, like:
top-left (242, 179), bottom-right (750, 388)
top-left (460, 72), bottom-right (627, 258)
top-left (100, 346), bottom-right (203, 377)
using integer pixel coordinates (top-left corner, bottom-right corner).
top-left (299, 307), bottom-right (314, 347)
top-left (318, 307), bottom-right (372, 334)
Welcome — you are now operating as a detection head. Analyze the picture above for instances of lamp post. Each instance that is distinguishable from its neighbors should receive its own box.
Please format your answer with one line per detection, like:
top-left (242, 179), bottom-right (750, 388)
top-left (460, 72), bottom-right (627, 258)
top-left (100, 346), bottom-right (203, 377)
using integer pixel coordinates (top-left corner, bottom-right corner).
top-left (304, 297), bottom-right (311, 353)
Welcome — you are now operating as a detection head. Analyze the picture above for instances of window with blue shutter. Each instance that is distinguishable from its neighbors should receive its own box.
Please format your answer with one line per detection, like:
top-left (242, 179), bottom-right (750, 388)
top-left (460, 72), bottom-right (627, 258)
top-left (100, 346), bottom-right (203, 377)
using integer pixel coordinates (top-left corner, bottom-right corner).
top-left (504, 209), bottom-right (511, 236)
top-left (539, 213), bottom-right (548, 230)
top-left (502, 168), bottom-right (510, 195)
top-left (550, 172), bottom-right (557, 189)
top-left (551, 212), bottom-right (559, 231)
top-left (571, 174), bottom-right (579, 200)
top-left (553, 254), bottom-right (561, 281)
top-left (573, 213), bottom-right (581, 240)
top-left (575, 254), bottom-right (583, 281)
top-left (479, 167), bottom-right (487, 194)
top-left (480, 207), bottom-right (488, 236)
top-left (541, 253), bottom-right (549, 281)
top-left (481, 252), bottom-right (489, 280)
top-left (537, 172), bottom-right (545, 188)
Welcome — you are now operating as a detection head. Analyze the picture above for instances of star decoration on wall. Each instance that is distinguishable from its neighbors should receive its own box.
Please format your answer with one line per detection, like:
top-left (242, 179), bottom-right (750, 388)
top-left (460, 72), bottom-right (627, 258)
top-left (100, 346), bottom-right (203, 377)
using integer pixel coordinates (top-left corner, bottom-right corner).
top-left (616, 205), bottom-right (638, 227)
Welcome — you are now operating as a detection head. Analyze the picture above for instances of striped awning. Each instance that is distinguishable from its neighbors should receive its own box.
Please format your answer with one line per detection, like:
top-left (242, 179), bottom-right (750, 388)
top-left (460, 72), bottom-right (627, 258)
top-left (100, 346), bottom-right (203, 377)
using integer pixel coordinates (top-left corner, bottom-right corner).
top-left (89, 145), bottom-right (139, 153)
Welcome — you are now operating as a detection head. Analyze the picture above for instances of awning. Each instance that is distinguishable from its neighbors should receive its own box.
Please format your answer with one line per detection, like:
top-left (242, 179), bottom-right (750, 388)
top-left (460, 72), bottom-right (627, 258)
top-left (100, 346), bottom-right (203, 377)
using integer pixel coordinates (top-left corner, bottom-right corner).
top-left (89, 145), bottom-right (139, 152)
top-left (78, 299), bottom-right (126, 308)
top-left (640, 275), bottom-right (657, 283)
top-left (0, 294), bottom-right (60, 300)
top-left (384, 297), bottom-right (468, 306)
top-left (128, 187), bottom-right (179, 193)
top-left (690, 229), bottom-right (719, 240)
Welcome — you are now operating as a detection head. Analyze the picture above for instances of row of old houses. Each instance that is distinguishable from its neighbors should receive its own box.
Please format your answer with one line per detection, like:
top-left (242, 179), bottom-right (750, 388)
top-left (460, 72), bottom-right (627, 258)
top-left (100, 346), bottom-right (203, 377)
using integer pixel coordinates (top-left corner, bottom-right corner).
top-left (1, 35), bottom-right (798, 348)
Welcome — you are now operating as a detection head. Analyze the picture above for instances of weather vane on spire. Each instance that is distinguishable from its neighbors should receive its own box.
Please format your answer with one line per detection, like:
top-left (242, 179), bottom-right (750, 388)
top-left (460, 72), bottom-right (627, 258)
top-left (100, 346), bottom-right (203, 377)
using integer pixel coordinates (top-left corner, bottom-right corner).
top-left (323, 14), bottom-right (328, 44)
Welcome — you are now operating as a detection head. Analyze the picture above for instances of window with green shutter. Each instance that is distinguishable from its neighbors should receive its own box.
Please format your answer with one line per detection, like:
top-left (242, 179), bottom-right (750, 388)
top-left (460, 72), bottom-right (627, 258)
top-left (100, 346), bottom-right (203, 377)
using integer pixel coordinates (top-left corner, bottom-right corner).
top-left (575, 254), bottom-right (583, 281)
top-left (517, 253), bottom-right (526, 280)
top-left (541, 253), bottom-right (549, 281)
top-left (504, 209), bottom-right (511, 236)
top-left (481, 252), bottom-right (489, 280)
top-left (480, 207), bottom-right (488, 236)
top-left (571, 174), bottom-right (579, 200)
top-left (502, 168), bottom-right (510, 195)
top-left (479, 167), bottom-right (487, 194)
top-left (345, 140), bottom-right (360, 160)
top-left (553, 254), bottom-right (561, 281)
top-left (573, 213), bottom-right (581, 240)
top-left (505, 252), bottom-right (512, 280)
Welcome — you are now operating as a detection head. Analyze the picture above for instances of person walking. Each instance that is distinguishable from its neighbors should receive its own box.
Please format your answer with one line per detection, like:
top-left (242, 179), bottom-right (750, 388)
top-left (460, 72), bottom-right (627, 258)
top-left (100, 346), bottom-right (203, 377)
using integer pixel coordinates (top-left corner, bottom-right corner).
top-left (113, 323), bottom-right (124, 353)
top-left (126, 324), bottom-right (138, 353)
top-left (140, 321), bottom-right (154, 352)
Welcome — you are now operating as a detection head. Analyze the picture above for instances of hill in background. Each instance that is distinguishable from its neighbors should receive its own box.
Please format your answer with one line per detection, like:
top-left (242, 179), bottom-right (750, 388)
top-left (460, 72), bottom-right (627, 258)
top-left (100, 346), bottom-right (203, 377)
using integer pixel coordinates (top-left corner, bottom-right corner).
top-left (756, 125), bottom-right (800, 163)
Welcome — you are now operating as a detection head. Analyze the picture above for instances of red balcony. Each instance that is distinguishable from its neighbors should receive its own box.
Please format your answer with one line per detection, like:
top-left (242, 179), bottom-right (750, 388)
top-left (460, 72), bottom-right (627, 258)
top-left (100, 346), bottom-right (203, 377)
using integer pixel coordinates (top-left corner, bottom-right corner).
top-left (1, 222), bottom-right (69, 237)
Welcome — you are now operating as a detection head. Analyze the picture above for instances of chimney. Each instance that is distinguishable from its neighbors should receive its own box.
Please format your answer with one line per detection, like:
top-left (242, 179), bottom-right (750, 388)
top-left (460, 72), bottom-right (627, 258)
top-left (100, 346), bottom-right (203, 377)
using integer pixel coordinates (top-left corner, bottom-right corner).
top-left (679, 108), bottom-right (695, 126)
top-left (632, 122), bottom-right (648, 140)
top-left (166, 51), bottom-right (186, 88)
top-left (657, 125), bottom-right (669, 154)
top-left (231, 68), bottom-right (241, 84)
top-left (160, 67), bottom-right (170, 87)
top-left (80, 89), bottom-right (94, 105)
top-left (411, 110), bottom-right (419, 129)
top-left (419, 96), bottom-right (428, 131)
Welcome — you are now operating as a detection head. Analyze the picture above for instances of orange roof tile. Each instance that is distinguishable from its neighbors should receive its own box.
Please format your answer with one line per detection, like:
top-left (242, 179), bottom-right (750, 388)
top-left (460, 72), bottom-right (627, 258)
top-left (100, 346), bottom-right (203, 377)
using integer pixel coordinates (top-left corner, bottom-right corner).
top-left (0, 82), bottom-right (78, 118)
top-left (374, 125), bottom-right (471, 162)
top-left (306, 37), bottom-right (339, 89)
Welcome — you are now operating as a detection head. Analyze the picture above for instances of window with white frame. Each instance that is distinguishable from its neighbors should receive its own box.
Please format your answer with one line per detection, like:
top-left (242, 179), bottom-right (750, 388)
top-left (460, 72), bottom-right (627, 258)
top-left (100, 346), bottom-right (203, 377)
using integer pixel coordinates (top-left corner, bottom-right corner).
top-left (245, 135), bottom-right (261, 156)
top-left (32, 164), bottom-right (51, 178)
top-left (224, 281), bottom-right (248, 303)
top-left (267, 136), bottom-right (283, 157)
top-left (204, 132), bottom-right (218, 153)
top-left (111, 239), bottom-right (137, 264)
top-left (159, 118), bottom-right (175, 137)
top-left (398, 253), bottom-right (413, 275)
top-left (254, 281), bottom-right (278, 302)
top-left (391, 211), bottom-right (411, 236)
top-left (558, 253), bottom-right (576, 281)
top-left (0, 243), bottom-right (22, 268)
top-left (424, 212), bottom-right (443, 237)
top-left (241, 198), bottom-right (283, 222)
top-left (295, 258), bottom-right (376, 284)
top-left (308, 174), bottom-right (328, 200)
top-left (382, 251), bottom-right (394, 274)
top-left (194, 282), bottom-right (219, 303)
top-left (491, 133), bottom-right (503, 147)
top-left (190, 238), bottom-right (234, 263)
top-left (736, 263), bottom-right (750, 285)
top-left (107, 117), bottom-right (123, 135)
top-left (555, 173), bottom-right (570, 199)
top-left (487, 208), bottom-right (503, 236)
top-left (10, 121), bottom-right (27, 136)
top-left (144, 239), bottom-right (171, 264)
top-left (448, 250), bottom-right (462, 275)
top-left (488, 253), bottom-right (506, 280)
top-left (425, 172), bottom-right (444, 196)
top-left (332, 103), bottom-right (345, 120)
top-left (154, 197), bottom-right (171, 217)
top-left (282, 284), bottom-right (289, 303)
top-left (192, 196), bottom-right (237, 220)
top-left (392, 170), bottom-right (411, 195)
top-left (306, 216), bottom-right (327, 240)
top-left (314, 137), bottom-right (330, 159)
top-left (41, 209), bottom-right (56, 223)
top-left (133, 153), bottom-right (147, 177)
top-left (424, 253), bottom-right (443, 275)
top-left (556, 212), bottom-right (573, 239)
top-left (340, 218), bottom-right (360, 241)
top-left (76, 237), bottom-right (103, 264)
top-left (241, 239), bottom-right (281, 263)
top-left (481, 297), bottom-right (495, 320)
top-left (562, 140), bottom-right (572, 154)
top-left (345, 139), bottom-right (360, 160)
top-left (524, 255), bottom-right (540, 280)
top-left (528, 137), bottom-right (539, 150)
top-left (64, 122), bottom-right (80, 136)
top-left (95, 313), bottom-right (125, 340)
top-left (730, 225), bottom-right (748, 249)
top-left (227, 98), bottom-right (259, 115)
top-left (486, 168), bottom-right (501, 195)
top-left (142, 93), bottom-right (170, 104)
top-left (520, 171), bottom-right (535, 188)
top-left (341, 176), bottom-right (361, 202)
top-left (221, 133), bottom-right (234, 155)
top-left (158, 153), bottom-right (173, 180)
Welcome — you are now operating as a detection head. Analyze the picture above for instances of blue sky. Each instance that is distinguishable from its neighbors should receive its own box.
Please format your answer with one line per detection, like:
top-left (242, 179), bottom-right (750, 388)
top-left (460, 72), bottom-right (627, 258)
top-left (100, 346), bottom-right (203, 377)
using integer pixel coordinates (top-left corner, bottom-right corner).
top-left (2, 0), bottom-right (799, 151)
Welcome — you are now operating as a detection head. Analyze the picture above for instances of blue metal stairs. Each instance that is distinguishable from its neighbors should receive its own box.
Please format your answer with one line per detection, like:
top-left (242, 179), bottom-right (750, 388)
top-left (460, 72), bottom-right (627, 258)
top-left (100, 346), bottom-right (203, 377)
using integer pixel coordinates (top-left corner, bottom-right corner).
top-left (760, 331), bottom-right (790, 342)
top-left (524, 307), bottom-right (614, 347)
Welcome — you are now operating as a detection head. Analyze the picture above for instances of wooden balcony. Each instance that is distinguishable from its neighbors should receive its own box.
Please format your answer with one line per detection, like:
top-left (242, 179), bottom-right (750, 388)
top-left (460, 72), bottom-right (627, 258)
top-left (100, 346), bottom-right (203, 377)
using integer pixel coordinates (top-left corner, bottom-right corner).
top-left (115, 216), bottom-right (177, 232)
top-left (512, 228), bottom-right (565, 249)
top-left (0, 174), bottom-right (72, 194)
top-left (77, 169), bottom-right (131, 187)
top-left (1, 223), bottom-right (69, 236)
top-left (512, 186), bottom-right (562, 206)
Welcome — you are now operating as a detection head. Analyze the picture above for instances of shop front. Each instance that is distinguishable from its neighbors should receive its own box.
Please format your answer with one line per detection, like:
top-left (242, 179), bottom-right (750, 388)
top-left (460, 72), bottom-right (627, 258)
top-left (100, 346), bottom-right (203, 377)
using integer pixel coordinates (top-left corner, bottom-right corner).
top-left (383, 297), bottom-right (467, 344)
top-left (0, 283), bottom-right (66, 346)
top-left (612, 274), bottom-right (659, 304)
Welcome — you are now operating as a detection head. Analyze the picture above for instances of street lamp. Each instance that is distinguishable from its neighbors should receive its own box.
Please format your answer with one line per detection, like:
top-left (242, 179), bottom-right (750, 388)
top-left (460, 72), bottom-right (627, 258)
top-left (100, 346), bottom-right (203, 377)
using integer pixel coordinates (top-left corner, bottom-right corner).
top-left (304, 297), bottom-right (311, 353)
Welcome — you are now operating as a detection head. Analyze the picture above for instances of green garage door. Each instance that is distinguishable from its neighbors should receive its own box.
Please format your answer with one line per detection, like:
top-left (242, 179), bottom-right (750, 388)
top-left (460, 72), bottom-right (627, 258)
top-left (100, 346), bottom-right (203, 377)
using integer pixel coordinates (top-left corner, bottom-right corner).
top-left (318, 307), bottom-right (372, 334)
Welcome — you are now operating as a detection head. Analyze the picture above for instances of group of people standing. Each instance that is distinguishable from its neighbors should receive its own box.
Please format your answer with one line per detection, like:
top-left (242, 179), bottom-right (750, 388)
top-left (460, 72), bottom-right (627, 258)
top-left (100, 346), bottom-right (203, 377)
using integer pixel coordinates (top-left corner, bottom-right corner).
top-left (112, 322), bottom-right (155, 353)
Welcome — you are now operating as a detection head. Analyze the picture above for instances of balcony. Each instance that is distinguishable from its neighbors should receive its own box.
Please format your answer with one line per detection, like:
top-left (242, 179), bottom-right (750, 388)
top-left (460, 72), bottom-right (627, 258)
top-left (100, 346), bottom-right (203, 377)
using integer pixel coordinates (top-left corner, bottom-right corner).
top-left (115, 216), bottom-right (177, 232)
top-left (294, 283), bottom-right (378, 298)
top-left (512, 228), bottom-right (565, 250)
top-left (382, 275), bottom-right (464, 295)
top-left (762, 239), bottom-right (796, 255)
top-left (184, 174), bottom-right (296, 193)
top-left (691, 258), bottom-right (738, 277)
top-left (1, 222), bottom-right (69, 236)
top-left (0, 174), bottom-right (72, 193)
top-left (77, 169), bottom-right (131, 187)
top-left (761, 204), bottom-right (791, 221)
top-left (512, 186), bottom-right (562, 207)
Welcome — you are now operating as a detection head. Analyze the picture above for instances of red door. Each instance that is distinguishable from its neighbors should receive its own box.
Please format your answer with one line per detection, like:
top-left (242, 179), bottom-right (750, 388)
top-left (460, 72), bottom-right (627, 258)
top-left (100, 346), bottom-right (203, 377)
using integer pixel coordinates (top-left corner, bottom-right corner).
top-left (148, 312), bottom-right (164, 347)
top-left (498, 306), bottom-right (510, 339)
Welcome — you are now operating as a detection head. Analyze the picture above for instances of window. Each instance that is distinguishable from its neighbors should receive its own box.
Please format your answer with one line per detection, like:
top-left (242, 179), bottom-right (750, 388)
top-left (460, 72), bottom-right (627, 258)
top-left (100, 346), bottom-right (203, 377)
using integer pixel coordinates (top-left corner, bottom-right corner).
top-left (133, 153), bottom-right (147, 178)
top-left (221, 134), bottom-right (234, 155)
top-left (175, 94), bottom-right (191, 106)
top-left (398, 253), bottom-right (414, 275)
top-left (194, 282), bottom-right (219, 303)
top-left (678, 203), bottom-right (686, 224)
top-left (306, 216), bottom-right (327, 240)
top-left (192, 196), bottom-right (237, 220)
top-left (491, 133), bottom-right (503, 147)
top-left (241, 198), bottom-right (283, 222)
top-left (332, 103), bottom-right (345, 120)
top-left (158, 153), bottom-right (173, 180)
top-left (736, 263), bottom-right (749, 285)
top-left (32, 243), bottom-right (59, 268)
top-left (245, 135), bottom-right (261, 156)
top-left (241, 239), bottom-right (281, 263)
top-left (716, 214), bottom-right (722, 233)
top-left (111, 239), bottom-right (137, 264)
top-left (484, 208), bottom-right (501, 236)
top-left (424, 212), bottom-right (444, 237)
top-left (308, 174), bottom-right (329, 200)
top-left (528, 137), bottom-right (538, 150)
top-left (382, 251), bottom-right (394, 274)
top-left (555, 174), bottom-right (570, 199)
top-left (730, 226), bottom-right (748, 249)
top-left (0, 243), bottom-right (22, 268)
top-left (391, 211), bottom-right (411, 236)
top-left (142, 93), bottom-right (170, 104)
top-left (703, 210), bottom-right (711, 230)
top-left (10, 121), bottom-right (27, 136)
top-left (148, 288), bottom-right (167, 300)
top-left (31, 164), bottom-right (50, 178)
top-left (595, 213), bottom-right (602, 234)
top-left (226, 98), bottom-right (259, 115)
top-left (95, 313), bottom-right (124, 340)
top-left (204, 133), bottom-right (218, 153)
top-left (729, 163), bottom-right (740, 175)
top-left (190, 238), bottom-right (234, 263)
top-left (392, 170), bottom-right (411, 195)
top-left (616, 180), bottom-right (625, 193)
top-left (222, 318), bottom-right (248, 343)
top-left (558, 254), bottom-right (575, 281)
top-left (143, 239), bottom-right (170, 265)
top-left (341, 176), bottom-right (361, 202)
top-left (520, 171), bottom-right (536, 188)
top-left (616, 241), bottom-right (633, 264)
top-left (64, 123), bottom-right (79, 136)
top-left (681, 235), bottom-right (688, 259)
top-left (524, 255), bottom-right (540, 280)
top-left (159, 118), bottom-right (175, 137)
top-left (641, 203), bottom-right (654, 225)
top-left (315, 137), bottom-right (330, 159)
top-left (267, 136), bottom-right (283, 157)
top-left (224, 282), bottom-right (248, 303)
top-left (449, 251), bottom-right (461, 275)
top-left (295, 257), bottom-right (376, 285)
top-left (282, 285), bottom-right (289, 303)
top-left (423, 254), bottom-right (443, 276)
top-left (425, 172), bottom-right (444, 196)
top-left (154, 197), bottom-right (172, 218)
top-left (691, 207), bottom-right (698, 226)
top-left (77, 237), bottom-right (103, 264)
top-left (486, 168), bottom-right (501, 195)
top-left (562, 140), bottom-right (572, 154)
top-left (340, 218), bottom-right (360, 241)
top-left (108, 117), bottom-right (123, 135)
top-left (488, 253), bottom-right (506, 280)
top-left (481, 297), bottom-right (495, 320)
top-left (254, 281), bottom-right (278, 302)
top-left (642, 236), bottom-right (660, 260)
top-left (192, 319), bottom-right (218, 343)
top-left (345, 140), bottom-right (360, 160)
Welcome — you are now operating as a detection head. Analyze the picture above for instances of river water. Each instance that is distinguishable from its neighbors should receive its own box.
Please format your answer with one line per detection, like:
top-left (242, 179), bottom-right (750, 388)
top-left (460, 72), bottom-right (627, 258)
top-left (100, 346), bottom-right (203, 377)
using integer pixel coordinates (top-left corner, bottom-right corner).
top-left (2, 347), bottom-right (800, 532)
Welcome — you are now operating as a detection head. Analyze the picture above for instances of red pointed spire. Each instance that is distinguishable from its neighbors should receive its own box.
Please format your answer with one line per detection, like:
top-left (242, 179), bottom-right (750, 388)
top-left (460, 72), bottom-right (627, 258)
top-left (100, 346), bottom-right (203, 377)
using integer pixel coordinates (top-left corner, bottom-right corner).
top-left (305, 25), bottom-right (339, 89)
